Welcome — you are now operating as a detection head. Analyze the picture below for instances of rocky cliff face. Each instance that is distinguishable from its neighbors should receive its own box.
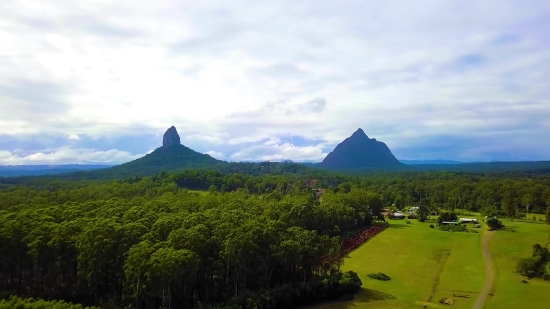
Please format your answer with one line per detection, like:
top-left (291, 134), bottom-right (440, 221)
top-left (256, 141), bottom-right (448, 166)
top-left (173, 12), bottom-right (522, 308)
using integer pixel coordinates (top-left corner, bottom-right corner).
top-left (319, 128), bottom-right (402, 169)
top-left (162, 126), bottom-right (181, 147)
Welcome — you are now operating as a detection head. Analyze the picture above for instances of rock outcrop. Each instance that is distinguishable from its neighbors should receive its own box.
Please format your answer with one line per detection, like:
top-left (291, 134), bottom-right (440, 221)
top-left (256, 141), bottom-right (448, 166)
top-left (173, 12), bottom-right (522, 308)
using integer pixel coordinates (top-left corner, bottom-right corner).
top-left (162, 126), bottom-right (181, 147)
top-left (319, 128), bottom-right (402, 169)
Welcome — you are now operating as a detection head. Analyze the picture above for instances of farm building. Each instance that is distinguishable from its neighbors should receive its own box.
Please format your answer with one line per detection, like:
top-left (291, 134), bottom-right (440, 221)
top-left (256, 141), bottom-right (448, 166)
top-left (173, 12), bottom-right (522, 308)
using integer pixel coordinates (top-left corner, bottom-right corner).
top-left (440, 221), bottom-right (460, 225)
top-left (391, 212), bottom-right (406, 219)
top-left (459, 218), bottom-right (478, 223)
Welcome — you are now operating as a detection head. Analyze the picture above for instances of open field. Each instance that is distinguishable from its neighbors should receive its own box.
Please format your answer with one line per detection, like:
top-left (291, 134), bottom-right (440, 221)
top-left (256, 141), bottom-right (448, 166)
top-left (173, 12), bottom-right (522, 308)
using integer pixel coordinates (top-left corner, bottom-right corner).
top-left (314, 214), bottom-right (550, 309)
top-left (485, 220), bottom-right (550, 309)
top-left (314, 218), bottom-right (485, 309)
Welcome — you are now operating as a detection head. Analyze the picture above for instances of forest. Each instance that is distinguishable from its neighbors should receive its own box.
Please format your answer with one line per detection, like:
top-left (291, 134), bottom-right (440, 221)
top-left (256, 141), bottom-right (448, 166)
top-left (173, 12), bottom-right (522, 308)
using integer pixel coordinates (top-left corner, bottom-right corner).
top-left (1, 169), bottom-right (549, 309)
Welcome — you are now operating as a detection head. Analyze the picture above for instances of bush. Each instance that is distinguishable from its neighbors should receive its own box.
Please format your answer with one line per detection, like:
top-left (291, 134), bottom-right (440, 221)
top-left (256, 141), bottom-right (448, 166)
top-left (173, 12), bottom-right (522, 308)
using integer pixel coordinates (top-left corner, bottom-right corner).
top-left (438, 224), bottom-right (467, 232)
top-left (429, 224), bottom-right (435, 229)
top-left (367, 272), bottom-right (391, 281)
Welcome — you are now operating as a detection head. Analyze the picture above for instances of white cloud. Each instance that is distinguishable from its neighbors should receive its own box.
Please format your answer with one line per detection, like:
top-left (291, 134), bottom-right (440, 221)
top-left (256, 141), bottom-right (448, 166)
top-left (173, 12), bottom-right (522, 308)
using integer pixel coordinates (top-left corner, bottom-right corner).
top-left (0, 0), bottom-right (549, 162)
top-left (0, 148), bottom-right (142, 165)
top-left (204, 150), bottom-right (225, 160)
top-left (68, 134), bottom-right (80, 140)
top-left (230, 142), bottom-right (327, 162)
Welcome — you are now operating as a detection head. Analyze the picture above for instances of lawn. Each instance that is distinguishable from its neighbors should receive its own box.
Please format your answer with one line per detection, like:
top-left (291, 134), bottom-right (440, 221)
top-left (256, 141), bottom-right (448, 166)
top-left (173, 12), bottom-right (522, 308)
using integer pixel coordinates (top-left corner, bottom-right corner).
top-left (484, 219), bottom-right (550, 309)
top-left (314, 218), bottom-right (485, 309)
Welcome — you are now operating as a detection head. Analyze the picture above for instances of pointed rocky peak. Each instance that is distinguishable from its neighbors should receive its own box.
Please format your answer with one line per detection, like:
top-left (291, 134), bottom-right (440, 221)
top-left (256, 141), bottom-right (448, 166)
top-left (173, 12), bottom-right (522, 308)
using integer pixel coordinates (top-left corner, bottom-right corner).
top-left (162, 126), bottom-right (181, 147)
top-left (350, 128), bottom-right (369, 139)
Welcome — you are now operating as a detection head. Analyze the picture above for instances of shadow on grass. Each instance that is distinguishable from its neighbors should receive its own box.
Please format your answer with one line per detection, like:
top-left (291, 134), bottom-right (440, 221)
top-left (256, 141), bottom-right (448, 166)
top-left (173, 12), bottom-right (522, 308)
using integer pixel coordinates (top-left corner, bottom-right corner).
top-left (355, 288), bottom-right (397, 302)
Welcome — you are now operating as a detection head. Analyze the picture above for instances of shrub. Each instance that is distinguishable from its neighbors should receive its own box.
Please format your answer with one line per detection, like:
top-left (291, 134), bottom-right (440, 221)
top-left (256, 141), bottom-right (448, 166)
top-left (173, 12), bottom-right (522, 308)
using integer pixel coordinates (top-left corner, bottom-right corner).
top-left (367, 272), bottom-right (391, 281)
top-left (438, 224), bottom-right (467, 232)
top-left (429, 224), bottom-right (435, 229)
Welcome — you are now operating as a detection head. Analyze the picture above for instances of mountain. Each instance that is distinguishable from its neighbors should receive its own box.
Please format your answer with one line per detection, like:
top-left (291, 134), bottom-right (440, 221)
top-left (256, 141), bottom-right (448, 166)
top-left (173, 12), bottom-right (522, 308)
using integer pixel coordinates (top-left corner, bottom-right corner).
top-left (0, 164), bottom-right (111, 177)
top-left (87, 126), bottom-right (226, 178)
top-left (400, 160), bottom-right (464, 165)
top-left (318, 128), bottom-right (403, 169)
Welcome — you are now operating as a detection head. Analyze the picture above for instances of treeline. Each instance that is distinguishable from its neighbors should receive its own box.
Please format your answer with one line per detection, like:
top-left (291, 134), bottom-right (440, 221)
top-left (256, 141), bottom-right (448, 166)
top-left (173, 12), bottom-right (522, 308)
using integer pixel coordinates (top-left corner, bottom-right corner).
top-left (0, 296), bottom-right (99, 309)
top-left (0, 185), bottom-right (383, 309)
top-left (2, 169), bottom-right (550, 217)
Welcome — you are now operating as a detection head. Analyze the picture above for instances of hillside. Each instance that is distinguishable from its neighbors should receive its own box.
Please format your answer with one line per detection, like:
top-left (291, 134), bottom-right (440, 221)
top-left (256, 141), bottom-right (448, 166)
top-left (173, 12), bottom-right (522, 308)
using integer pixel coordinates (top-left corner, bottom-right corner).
top-left (319, 128), bottom-right (403, 169)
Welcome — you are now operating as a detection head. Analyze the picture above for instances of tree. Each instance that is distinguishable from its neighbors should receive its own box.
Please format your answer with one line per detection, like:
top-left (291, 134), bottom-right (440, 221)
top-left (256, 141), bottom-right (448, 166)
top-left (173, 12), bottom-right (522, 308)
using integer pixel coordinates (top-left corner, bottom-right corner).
top-left (522, 194), bottom-right (534, 216)
top-left (487, 218), bottom-right (504, 231)
top-left (546, 202), bottom-right (550, 225)
top-left (417, 203), bottom-right (429, 222)
top-left (503, 199), bottom-right (517, 220)
top-left (394, 195), bottom-right (404, 210)
top-left (437, 212), bottom-right (450, 225)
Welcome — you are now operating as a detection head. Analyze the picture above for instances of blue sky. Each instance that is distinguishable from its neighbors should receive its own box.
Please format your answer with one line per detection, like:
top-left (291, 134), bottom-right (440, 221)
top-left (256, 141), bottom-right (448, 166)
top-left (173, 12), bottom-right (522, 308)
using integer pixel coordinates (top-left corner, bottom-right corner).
top-left (1, 0), bottom-right (549, 164)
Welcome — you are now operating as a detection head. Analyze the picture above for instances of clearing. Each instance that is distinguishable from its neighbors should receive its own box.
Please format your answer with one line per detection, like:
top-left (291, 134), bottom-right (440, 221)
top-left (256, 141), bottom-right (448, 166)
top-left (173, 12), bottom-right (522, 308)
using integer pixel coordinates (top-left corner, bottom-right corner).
top-left (314, 219), bottom-right (485, 309)
top-left (484, 219), bottom-right (550, 309)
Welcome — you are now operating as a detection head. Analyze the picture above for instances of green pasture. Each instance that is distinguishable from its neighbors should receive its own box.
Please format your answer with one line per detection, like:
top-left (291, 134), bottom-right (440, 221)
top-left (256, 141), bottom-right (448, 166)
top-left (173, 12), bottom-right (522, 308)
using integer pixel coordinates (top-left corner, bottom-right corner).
top-left (485, 219), bottom-right (550, 309)
top-left (315, 218), bottom-right (485, 309)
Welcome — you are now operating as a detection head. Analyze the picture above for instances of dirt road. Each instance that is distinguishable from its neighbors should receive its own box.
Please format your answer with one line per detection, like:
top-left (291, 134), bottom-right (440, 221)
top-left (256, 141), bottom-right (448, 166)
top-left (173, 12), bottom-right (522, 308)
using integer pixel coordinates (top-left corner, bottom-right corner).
top-left (472, 231), bottom-right (494, 309)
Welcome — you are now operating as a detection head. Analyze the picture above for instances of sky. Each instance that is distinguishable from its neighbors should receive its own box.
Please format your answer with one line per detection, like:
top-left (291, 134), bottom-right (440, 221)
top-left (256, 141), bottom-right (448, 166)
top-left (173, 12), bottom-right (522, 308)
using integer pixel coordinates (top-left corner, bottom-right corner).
top-left (1, 0), bottom-right (550, 165)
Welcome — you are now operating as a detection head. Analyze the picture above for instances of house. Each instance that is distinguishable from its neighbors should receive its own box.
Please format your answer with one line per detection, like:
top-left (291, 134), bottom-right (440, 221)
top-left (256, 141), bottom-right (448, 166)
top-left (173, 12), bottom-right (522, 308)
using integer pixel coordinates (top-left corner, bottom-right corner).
top-left (391, 212), bottom-right (406, 219)
top-left (408, 207), bottom-right (419, 214)
top-left (459, 218), bottom-right (478, 224)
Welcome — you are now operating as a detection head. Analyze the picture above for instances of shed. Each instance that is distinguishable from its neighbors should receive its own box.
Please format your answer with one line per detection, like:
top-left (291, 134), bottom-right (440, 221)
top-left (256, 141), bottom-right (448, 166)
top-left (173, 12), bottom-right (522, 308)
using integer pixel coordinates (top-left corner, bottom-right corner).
top-left (441, 221), bottom-right (459, 225)
top-left (459, 218), bottom-right (478, 223)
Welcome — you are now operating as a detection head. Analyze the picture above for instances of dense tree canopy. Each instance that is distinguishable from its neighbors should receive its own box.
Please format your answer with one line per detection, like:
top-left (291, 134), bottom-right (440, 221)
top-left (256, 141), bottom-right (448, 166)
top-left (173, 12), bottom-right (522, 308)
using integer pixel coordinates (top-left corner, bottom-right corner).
top-left (0, 168), bottom-right (549, 309)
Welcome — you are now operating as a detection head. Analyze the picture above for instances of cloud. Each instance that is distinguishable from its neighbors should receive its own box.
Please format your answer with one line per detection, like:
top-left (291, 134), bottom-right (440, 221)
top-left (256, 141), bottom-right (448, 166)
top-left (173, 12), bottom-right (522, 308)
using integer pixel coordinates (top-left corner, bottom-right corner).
top-left (204, 150), bottom-right (225, 160)
top-left (230, 142), bottom-right (327, 162)
top-left (1, 0), bottom-right (549, 163)
top-left (68, 134), bottom-right (80, 140)
top-left (0, 148), bottom-right (143, 165)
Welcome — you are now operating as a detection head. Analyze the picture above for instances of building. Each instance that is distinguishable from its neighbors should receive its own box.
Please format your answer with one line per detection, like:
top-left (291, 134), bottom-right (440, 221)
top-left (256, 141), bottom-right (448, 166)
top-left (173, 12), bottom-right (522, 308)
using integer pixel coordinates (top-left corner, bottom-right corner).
top-left (459, 218), bottom-right (478, 223)
top-left (441, 221), bottom-right (460, 225)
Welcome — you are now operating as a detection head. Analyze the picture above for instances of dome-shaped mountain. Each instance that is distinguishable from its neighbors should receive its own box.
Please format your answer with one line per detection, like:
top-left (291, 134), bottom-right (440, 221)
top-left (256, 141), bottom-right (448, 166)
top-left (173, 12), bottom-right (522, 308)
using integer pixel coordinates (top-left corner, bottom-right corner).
top-left (319, 128), bottom-right (402, 169)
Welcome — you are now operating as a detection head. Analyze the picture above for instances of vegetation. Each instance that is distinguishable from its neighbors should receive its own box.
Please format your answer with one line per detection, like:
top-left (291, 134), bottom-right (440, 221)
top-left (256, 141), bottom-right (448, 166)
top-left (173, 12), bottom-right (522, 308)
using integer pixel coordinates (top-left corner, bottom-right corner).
top-left (485, 220), bottom-right (550, 309)
top-left (0, 173), bottom-right (389, 309)
top-left (437, 212), bottom-right (459, 224)
top-left (1, 166), bottom-right (550, 309)
top-left (0, 296), bottom-right (99, 309)
top-left (438, 224), bottom-right (468, 232)
top-left (367, 273), bottom-right (391, 281)
top-left (487, 217), bottom-right (505, 231)
top-left (314, 219), bottom-right (486, 309)
top-left (516, 244), bottom-right (550, 279)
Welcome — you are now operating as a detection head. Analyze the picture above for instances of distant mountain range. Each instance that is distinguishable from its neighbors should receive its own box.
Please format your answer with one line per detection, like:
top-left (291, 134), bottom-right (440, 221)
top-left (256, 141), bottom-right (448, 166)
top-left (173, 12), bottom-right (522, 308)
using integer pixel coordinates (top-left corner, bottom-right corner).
top-left (2, 126), bottom-right (550, 179)
top-left (0, 164), bottom-right (112, 177)
top-left (399, 160), bottom-right (464, 165)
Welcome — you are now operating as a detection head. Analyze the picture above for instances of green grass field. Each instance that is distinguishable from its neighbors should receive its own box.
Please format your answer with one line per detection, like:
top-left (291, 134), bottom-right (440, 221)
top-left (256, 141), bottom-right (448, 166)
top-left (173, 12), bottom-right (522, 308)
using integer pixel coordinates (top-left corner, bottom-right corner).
top-left (314, 214), bottom-right (550, 309)
top-left (485, 219), bottom-right (550, 309)
top-left (315, 218), bottom-right (485, 309)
